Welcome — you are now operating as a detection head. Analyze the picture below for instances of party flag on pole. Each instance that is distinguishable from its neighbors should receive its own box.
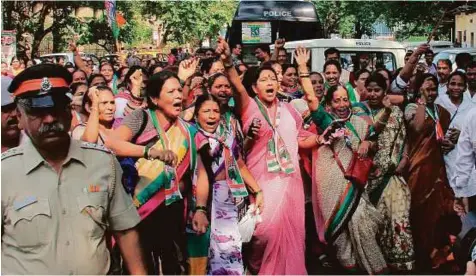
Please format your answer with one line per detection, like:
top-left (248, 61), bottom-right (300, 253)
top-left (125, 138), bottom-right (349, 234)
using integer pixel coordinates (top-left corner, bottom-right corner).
top-left (105, 0), bottom-right (119, 39)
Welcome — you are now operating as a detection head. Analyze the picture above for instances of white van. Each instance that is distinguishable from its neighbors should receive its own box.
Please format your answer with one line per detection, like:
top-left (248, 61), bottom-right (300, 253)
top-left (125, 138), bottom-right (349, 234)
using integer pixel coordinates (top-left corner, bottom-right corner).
top-left (403, 41), bottom-right (453, 54)
top-left (271, 38), bottom-right (406, 73)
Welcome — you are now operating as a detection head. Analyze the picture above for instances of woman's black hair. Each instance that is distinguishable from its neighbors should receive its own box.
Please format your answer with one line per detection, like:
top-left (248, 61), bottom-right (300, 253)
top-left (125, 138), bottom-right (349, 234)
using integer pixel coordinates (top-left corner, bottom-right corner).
top-left (354, 68), bottom-right (370, 80)
top-left (88, 74), bottom-right (107, 86)
top-left (281, 63), bottom-right (297, 75)
top-left (447, 70), bottom-right (468, 88)
top-left (146, 70), bottom-right (180, 110)
top-left (72, 69), bottom-right (88, 82)
top-left (123, 65), bottom-right (149, 88)
top-left (207, 72), bottom-right (229, 89)
top-left (81, 85), bottom-right (114, 114)
top-left (375, 67), bottom-right (392, 81)
top-left (254, 64), bottom-right (277, 85)
top-left (261, 60), bottom-right (279, 67)
top-left (310, 71), bottom-right (323, 79)
top-left (200, 56), bottom-right (221, 75)
top-left (99, 61), bottom-right (115, 72)
top-left (414, 73), bottom-right (438, 98)
top-left (117, 66), bottom-right (129, 78)
top-left (323, 59), bottom-right (342, 74)
top-left (10, 56), bottom-right (20, 65)
top-left (365, 72), bottom-right (388, 92)
top-left (242, 66), bottom-right (259, 97)
top-left (70, 82), bottom-right (88, 96)
top-left (148, 64), bottom-right (163, 76)
top-left (193, 93), bottom-right (221, 119)
top-left (324, 85), bottom-right (349, 106)
top-left (65, 62), bottom-right (75, 68)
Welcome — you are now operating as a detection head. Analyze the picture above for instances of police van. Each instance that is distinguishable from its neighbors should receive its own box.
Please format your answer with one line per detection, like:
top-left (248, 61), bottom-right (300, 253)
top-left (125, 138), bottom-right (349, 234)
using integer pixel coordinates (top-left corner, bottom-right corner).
top-left (227, 0), bottom-right (323, 64)
top-left (272, 38), bottom-right (407, 73)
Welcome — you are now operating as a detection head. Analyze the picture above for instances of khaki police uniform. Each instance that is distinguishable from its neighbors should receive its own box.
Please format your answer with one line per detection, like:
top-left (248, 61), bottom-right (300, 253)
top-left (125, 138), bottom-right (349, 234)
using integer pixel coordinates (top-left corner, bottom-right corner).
top-left (1, 139), bottom-right (141, 275)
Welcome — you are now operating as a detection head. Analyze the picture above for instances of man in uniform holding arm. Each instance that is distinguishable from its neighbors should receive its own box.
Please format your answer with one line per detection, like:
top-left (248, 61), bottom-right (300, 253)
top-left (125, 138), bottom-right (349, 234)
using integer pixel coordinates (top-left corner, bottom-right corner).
top-left (1, 64), bottom-right (147, 275)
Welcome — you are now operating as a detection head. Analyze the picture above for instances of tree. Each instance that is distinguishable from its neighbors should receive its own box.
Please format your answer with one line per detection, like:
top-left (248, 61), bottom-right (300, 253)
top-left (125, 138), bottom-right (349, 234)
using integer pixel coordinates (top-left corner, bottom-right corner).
top-left (312, 1), bottom-right (475, 40)
top-left (312, 0), bottom-right (384, 38)
top-left (141, 0), bottom-right (237, 47)
top-left (1, 1), bottom-right (137, 56)
top-left (1, 1), bottom-right (89, 58)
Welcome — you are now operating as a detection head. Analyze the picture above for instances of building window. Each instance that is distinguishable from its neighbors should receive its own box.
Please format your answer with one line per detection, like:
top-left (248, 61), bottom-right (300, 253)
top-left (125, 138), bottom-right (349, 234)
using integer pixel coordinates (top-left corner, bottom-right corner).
top-left (458, 31), bottom-right (462, 43)
top-left (471, 32), bottom-right (475, 48)
top-left (464, 30), bottom-right (467, 42)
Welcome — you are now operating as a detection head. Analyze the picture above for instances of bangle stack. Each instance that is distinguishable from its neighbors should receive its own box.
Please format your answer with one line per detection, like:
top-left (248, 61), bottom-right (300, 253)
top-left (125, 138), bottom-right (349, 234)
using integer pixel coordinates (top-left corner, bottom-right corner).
top-left (299, 73), bottom-right (310, 78)
top-left (224, 62), bottom-right (234, 69)
top-left (195, 205), bottom-right (208, 214)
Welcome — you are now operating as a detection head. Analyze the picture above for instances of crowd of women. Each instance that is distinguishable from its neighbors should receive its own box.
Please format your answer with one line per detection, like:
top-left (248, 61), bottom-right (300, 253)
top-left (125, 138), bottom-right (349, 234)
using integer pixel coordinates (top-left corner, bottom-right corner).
top-left (12, 37), bottom-right (475, 275)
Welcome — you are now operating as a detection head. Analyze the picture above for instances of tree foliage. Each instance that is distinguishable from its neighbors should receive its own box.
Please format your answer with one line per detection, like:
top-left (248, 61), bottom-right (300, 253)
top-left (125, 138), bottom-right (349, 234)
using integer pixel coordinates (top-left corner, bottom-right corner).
top-left (1, 1), bottom-right (138, 57)
top-left (140, 0), bottom-right (237, 47)
top-left (312, 1), bottom-right (476, 40)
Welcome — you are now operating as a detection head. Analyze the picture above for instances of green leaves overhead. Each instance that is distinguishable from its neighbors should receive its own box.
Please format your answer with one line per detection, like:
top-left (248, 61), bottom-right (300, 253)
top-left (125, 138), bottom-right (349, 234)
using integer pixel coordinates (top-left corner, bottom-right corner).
top-left (312, 1), bottom-right (476, 40)
top-left (140, 0), bottom-right (237, 46)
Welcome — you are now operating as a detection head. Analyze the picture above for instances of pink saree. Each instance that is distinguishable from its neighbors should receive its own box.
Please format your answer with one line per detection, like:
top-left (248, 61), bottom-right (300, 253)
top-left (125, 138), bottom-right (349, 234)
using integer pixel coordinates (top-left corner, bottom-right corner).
top-left (241, 99), bottom-right (310, 275)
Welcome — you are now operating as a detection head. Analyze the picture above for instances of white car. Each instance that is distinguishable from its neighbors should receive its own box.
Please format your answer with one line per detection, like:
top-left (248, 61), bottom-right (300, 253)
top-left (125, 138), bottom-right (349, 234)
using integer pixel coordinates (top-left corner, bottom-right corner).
top-left (433, 48), bottom-right (476, 70)
top-left (40, 53), bottom-right (99, 67)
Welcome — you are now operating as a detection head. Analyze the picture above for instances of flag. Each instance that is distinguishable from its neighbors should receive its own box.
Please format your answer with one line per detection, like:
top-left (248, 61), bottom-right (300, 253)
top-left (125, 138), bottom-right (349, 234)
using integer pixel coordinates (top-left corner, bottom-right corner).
top-left (116, 12), bottom-right (126, 28)
top-left (105, 0), bottom-right (119, 39)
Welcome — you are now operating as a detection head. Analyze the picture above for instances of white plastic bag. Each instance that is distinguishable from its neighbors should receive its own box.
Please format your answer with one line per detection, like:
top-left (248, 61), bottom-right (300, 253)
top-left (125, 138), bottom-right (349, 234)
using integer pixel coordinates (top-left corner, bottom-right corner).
top-left (238, 204), bottom-right (262, 243)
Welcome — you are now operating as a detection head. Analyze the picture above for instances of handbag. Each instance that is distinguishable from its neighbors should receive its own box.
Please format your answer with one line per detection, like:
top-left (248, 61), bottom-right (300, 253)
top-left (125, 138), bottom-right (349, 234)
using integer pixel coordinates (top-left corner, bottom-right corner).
top-left (119, 109), bottom-right (148, 195)
top-left (333, 149), bottom-right (373, 190)
top-left (237, 204), bottom-right (262, 243)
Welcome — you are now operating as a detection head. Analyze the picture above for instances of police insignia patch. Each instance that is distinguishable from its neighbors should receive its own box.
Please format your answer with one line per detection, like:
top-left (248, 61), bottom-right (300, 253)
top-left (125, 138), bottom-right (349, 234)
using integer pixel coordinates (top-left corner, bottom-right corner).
top-left (1, 147), bottom-right (24, 160)
top-left (80, 142), bottom-right (112, 153)
top-left (40, 77), bottom-right (52, 94)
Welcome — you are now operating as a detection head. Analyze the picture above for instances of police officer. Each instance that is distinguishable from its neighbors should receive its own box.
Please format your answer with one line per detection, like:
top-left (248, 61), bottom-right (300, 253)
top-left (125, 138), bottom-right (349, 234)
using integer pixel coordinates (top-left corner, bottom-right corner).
top-left (1, 76), bottom-right (20, 152)
top-left (1, 64), bottom-right (147, 274)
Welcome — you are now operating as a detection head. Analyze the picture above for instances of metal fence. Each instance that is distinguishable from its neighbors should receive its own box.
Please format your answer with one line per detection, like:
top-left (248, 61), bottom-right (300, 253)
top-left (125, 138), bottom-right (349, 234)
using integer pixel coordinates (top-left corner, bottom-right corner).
top-left (37, 36), bottom-right (108, 57)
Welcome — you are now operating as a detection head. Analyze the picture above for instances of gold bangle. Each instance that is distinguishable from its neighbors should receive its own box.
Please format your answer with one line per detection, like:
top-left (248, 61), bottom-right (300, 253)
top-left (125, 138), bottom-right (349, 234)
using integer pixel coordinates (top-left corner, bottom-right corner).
top-left (377, 118), bottom-right (388, 125)
top-left (253, 189), bottom-right (262, 196)
top-left (196, 209), bottom-right (207, 214)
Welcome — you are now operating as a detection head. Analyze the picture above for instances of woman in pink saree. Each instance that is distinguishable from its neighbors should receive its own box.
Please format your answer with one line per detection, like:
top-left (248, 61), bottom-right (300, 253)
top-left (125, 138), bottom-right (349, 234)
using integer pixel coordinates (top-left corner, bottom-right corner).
top-left (216, 39), bottom-right (318, 274)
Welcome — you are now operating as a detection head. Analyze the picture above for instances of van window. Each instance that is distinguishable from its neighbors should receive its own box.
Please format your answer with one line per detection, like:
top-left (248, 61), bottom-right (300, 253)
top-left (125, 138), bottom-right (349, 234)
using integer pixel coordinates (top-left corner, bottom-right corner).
top-left (339, 52), bottom-right (397, 73)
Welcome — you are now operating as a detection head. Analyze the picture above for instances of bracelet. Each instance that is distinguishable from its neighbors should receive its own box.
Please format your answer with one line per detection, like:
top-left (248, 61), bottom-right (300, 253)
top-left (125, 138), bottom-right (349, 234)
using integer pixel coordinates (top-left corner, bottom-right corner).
top-left (377, 118), bottom-right (388, 125)
top-left (299, 73), bottom-right (310, 77)
top-left (300, 75), bottom-right (310, 79)
top-left (253, 189), bottom-right (262, 196)
top-left (147, 147), bottom-right (153, 160)
top-left (316, 135), bottom-right (322, 145)
top-left (224, 63), bottom-right (234, 69)
top-left (195, 205), bottom-right (208, 213)
top-left (179, 79), bottom-right (186, 87)
top-left (143, 145), bottom-right (151, 159)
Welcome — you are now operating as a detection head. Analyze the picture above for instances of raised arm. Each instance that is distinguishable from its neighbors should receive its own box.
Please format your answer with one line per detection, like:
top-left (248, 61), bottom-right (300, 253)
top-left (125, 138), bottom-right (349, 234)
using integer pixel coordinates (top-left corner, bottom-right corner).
top-left (69, 41), bottom-right (92, 76)
top-left (81, 87), bottom-right (101, 143)
top-left (177, 57), bottom-right (200, 106)
top-left (400, 44), bottom-right (429, 83)
top-left (270, 39), bottom-right (285, 61)
top-left (294, 46), bottom-right (319, 111)
top-left (216, 37), bottom-right (250, 115)
top-left (391, 44), bottom-right (430, 95)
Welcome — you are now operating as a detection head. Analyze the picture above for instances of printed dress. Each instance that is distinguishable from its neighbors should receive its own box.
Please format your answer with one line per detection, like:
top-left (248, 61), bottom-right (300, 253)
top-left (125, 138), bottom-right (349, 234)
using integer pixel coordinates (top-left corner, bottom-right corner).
top-left (353, 103), bottom-right (415, 271)
top-left (192, 112), bottom-right (248, 275)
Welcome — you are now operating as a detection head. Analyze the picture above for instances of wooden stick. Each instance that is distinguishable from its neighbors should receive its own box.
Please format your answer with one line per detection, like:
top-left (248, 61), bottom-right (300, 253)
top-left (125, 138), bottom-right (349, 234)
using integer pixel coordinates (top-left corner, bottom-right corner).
top-left (427, 6), bottom-right (449, 44)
